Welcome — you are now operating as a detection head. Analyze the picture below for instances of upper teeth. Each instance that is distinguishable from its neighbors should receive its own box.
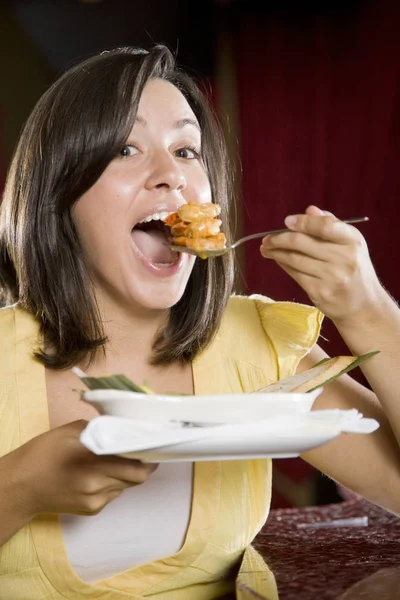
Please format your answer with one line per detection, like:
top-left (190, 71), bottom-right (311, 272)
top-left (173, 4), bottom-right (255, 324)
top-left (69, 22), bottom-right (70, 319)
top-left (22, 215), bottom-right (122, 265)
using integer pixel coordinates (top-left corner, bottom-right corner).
top-left (139, 211), bottom-right (173, 224)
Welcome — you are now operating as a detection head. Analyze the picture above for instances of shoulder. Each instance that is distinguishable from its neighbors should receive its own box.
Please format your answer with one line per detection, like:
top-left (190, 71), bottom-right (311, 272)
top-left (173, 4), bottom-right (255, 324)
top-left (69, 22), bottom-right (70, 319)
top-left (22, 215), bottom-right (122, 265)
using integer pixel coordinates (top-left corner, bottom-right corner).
top-left (0, 304), bottom-right (18, 346)
top-left (195, 294), bottom-right (322, 393)
top-left (0, 306), bottom-right (19, 423)
top-left (0, 304), bottom-right (40, 356)
top-left (0, 305), bottom-right (20, 376)
top-left (225, 294), bottom-right (322, 334)
top-left (223, 294), bottom-right (323, 377)
top-left (0, 304), bottom-right (42, 426)
top-left (219, 294), bottom-right (272, 352)
top-left (248, 294), bottom-right (323, 345)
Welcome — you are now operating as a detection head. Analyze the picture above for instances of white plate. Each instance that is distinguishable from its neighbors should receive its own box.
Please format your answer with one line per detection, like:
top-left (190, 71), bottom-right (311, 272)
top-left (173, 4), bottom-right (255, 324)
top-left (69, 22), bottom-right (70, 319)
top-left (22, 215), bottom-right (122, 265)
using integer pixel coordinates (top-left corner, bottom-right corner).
top-left (82, 388), bottom-right (323, 426)
top-left (80, 410), bottom-right (380, 463)
top-left (119, 420), bottom-right (341, 462)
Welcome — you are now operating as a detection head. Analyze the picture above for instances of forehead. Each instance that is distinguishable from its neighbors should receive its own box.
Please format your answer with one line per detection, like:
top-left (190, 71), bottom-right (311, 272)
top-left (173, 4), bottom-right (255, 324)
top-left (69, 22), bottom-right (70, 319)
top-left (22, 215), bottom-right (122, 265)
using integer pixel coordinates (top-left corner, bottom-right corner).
top-left (136, 78), bottom-right (198, 124)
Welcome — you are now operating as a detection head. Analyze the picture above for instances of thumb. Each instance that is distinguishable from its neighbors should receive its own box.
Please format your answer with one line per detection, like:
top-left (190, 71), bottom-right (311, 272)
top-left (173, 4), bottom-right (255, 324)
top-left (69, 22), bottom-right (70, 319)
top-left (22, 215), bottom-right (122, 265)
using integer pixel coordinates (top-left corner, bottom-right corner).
top-left (306, 205), bottom-right (336, 218)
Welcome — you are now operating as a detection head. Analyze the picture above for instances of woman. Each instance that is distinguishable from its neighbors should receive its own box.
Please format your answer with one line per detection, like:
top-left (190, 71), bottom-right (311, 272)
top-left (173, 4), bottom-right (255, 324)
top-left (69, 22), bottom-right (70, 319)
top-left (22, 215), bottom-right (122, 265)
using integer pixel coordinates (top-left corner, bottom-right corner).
top-left (0, 45), bottom-right (399, 599)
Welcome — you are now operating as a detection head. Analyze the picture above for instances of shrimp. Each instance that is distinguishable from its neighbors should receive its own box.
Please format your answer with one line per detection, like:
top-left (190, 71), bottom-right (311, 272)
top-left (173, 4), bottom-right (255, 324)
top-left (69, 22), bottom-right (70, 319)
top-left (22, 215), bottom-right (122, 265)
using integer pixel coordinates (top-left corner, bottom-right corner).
top-left (172, 233), bottom-right (226, 250)
top-left (189, 233), bottom-right (226, 250)
top-left (170, 222), bottom-right (189, 237)
top-left (185, 218), bottom-right (222, 238)
top-left (164, 213), bottom-right (181, 227)
top-left (177, 202), bottom-right (220, 222)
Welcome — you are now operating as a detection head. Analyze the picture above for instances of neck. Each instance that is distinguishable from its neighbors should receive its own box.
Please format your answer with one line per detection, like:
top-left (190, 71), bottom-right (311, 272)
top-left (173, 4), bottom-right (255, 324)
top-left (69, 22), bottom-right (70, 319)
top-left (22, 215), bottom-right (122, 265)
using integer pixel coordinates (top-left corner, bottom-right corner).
top-left (83, 292), bottom-right (169, 377)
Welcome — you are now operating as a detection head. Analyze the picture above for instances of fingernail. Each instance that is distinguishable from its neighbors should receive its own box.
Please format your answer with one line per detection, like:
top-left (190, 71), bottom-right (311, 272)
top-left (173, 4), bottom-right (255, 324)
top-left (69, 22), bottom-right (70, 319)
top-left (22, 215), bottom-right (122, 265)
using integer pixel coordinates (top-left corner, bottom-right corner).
top-left (285, 215), bottom-right (297, 228)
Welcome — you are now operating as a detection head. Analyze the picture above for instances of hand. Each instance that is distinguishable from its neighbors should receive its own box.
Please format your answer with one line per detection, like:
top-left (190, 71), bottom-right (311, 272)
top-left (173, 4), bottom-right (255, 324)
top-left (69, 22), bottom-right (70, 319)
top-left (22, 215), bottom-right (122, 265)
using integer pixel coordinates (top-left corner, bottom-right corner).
top-left (2, 420), bottom-right (158, 520)
top-left (260, 205), bottom-right (385, 325)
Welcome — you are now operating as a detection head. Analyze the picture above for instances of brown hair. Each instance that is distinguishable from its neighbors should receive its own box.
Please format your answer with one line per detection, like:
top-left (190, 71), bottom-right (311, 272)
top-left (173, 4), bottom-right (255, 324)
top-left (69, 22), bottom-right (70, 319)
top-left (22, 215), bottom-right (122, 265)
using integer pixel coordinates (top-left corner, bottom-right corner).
top-left (0, 45), bottom-right (235, 369)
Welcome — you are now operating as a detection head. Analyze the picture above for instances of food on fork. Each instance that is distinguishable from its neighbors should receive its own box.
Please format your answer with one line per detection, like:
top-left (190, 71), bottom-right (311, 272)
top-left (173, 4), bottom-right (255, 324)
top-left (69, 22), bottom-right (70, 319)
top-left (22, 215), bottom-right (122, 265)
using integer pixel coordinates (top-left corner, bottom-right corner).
top-left (173, 202), bottom-right (221, 222)
top-left (164, 202), bottom-right (226, 258)
top-left (171, 216), bottom-right (222, 238)
top-left (172, 233), bottom-right (226, 253)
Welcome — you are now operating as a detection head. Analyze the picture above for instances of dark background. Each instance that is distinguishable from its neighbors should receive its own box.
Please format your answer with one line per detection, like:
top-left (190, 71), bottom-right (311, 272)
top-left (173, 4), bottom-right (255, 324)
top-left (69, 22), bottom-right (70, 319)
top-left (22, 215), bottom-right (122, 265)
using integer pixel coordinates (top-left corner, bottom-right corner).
top-left (1, 0), bottom-right (398, 507)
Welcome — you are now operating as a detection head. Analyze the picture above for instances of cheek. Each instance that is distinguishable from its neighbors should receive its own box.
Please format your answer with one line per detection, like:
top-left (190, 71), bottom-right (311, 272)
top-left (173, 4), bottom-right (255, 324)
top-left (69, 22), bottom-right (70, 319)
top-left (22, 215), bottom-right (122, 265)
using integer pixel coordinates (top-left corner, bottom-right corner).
top-left (73, 174), bottom-right (127, 237)
top-left (187, 169), bottom-right (212, 205)
top-left (198, 185), bottom-right (212, 205)
top-left (72, 196), bottom-right (115, 259)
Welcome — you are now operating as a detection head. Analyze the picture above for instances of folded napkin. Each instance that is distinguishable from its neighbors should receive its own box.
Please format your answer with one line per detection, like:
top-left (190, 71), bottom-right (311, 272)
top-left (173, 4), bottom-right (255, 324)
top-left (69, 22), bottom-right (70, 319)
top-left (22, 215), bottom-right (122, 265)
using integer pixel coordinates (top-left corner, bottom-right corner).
top-left (80, 410), bottom-right (379, 457)
top-left (80, 417), bottom-right (215, 455)
top-left (306, 409), bottom-right (380, 433)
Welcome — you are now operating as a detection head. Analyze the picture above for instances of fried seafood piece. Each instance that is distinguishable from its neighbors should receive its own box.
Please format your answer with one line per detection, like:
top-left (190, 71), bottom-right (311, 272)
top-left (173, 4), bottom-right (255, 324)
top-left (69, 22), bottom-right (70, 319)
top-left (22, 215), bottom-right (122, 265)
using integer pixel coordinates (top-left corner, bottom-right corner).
top-left (172, 233), bottom-right (226, 251)
top-left (164, 202), bottom-right (221, 228)
top-left (187, 217), bottom-right (222, 237)
top-left (169, 221), bottom-right (189, 237)
top-left (176, 202), bottom-right (221, 222)
top-left (163, 212), bottom-right (181, 228)
top-left (171, 217), bottom-right (222, 238)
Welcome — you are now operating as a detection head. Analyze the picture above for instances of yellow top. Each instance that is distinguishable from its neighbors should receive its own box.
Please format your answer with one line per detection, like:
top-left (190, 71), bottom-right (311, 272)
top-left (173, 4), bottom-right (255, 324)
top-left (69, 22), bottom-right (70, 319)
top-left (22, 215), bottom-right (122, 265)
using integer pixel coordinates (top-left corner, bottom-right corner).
top-left (0, 295), bottom-right (322, 599)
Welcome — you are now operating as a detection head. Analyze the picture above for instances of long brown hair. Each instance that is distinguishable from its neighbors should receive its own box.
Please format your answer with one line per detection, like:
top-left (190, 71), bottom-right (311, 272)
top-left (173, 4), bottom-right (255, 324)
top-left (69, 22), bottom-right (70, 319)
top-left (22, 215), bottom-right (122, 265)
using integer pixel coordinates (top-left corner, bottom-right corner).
top-left (0, 45), bottom-right (235, 369)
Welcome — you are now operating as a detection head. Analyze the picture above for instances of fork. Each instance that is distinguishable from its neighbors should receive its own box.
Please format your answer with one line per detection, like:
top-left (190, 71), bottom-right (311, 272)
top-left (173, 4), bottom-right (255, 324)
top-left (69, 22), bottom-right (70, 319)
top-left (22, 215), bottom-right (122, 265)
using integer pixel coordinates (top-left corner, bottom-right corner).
top-left (169, 216), bottom-right (369, 258)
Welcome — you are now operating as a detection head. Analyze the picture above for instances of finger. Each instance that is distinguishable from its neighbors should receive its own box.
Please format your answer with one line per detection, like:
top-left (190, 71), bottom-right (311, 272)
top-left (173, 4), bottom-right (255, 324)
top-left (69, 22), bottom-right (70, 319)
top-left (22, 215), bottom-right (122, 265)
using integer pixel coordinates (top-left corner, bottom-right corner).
top-left (261, 231), bottom-right (344, 263)
top-left (76, 489), bottom-right (125, 515)
top-left (305, 205), bottom-right (336, 218)
top-left (261, 230), bottom-right (356, 265)
top-left (84, 479), bottom-right (137, 496)
top-left (99, 455), bottom-right (158, 484)
top-left (284, 213), bottom-right (354, 244)
top-left (261, 247), bottom-right (326, 278)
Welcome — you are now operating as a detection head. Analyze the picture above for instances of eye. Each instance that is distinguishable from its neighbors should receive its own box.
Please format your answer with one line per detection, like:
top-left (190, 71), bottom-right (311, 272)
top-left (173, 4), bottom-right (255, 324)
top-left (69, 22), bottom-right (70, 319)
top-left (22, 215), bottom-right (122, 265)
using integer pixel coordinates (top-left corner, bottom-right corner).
top-left (119, 145), bottom-right (139, 158)
top-left (174, 146), bottom-right (200, 160)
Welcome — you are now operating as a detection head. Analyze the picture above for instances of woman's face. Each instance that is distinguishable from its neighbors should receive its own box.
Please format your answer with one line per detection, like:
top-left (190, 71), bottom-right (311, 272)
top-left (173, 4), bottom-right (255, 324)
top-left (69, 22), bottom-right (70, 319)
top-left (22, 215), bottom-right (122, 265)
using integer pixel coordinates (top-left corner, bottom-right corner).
top-left (73, 78), bottom-right (211, 314)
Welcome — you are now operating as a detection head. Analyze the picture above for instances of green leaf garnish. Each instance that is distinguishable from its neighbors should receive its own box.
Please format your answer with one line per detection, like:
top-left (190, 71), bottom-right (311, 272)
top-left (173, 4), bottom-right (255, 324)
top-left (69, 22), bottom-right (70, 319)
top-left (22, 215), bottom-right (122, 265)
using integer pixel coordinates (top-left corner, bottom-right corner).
top-left (77, 373), bottom-right (151, 393)
top-left (307, 350), bottom-right (380, 392)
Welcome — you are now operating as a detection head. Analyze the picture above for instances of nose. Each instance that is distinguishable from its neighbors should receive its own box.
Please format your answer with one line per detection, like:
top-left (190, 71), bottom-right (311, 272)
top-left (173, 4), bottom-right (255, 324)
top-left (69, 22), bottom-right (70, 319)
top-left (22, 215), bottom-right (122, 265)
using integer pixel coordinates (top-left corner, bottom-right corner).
top-left (145, 151), bottom-right (187, 193)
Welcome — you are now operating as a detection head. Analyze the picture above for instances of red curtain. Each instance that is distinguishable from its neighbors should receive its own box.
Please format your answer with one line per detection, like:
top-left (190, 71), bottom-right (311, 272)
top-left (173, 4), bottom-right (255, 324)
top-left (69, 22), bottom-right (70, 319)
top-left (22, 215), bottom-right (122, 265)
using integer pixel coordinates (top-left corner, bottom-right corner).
top-left (233, 0), bottom-right (400, 358)
top-left (227, 0), bottom-right (400, 507)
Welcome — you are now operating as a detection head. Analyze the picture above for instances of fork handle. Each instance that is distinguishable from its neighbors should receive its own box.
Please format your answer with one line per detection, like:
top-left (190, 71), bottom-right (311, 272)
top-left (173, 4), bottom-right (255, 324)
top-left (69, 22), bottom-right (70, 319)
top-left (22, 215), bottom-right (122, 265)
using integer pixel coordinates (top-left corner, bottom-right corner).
top-left (231, 228), bottom-right (289, 248)
top-left (232, 217), bottom-right (369, 249)
top-left (232, 229), bottom-right (290, 248)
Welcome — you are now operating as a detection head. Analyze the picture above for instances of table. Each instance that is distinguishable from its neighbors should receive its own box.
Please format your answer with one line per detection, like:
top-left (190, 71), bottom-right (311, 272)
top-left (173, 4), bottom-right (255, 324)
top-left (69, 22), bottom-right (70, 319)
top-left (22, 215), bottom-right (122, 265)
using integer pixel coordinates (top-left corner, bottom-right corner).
top-left (236, 497), bottom-right (400, 599)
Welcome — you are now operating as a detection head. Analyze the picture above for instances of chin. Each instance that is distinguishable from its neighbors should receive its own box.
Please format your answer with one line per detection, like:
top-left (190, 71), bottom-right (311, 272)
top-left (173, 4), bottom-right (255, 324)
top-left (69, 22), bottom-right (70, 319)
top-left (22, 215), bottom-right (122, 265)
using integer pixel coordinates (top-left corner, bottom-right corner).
top-left (137, 287), bottom-right (187, 311)
top-left (118, 275), bottom-right (188, 311)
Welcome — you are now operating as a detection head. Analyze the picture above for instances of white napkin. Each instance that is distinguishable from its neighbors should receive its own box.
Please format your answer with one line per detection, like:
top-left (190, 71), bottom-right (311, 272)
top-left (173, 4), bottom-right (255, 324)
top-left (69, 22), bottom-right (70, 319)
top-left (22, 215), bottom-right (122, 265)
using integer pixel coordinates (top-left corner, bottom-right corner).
top-left (80, 416), bottom-right (215, 455)
top-left (305, 409), bottom-right (380, 433)
top-left (80, 410), bottom-right (379, 456)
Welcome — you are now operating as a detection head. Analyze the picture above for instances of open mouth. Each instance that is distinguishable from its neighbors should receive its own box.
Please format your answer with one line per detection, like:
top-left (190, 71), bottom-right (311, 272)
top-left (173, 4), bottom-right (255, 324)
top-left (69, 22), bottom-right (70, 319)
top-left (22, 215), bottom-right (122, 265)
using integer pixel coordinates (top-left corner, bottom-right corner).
top-left (131, 211), bottom-right (180, 266)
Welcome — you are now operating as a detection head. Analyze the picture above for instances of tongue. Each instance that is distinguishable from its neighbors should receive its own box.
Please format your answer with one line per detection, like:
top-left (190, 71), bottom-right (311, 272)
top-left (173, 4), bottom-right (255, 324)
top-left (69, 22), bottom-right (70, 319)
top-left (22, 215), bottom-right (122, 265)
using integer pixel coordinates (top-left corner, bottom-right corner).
top-left (131, 228), bottom-right (178, 264)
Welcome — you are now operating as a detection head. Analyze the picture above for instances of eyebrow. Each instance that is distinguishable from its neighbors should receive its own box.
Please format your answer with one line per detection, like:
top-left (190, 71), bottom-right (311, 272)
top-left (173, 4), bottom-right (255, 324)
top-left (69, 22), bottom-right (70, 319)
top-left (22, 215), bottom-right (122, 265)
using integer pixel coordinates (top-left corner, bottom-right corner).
top-left (135, 115), bottom-right (201, 132)
top-left (173, 118), bottom-right (201, 132)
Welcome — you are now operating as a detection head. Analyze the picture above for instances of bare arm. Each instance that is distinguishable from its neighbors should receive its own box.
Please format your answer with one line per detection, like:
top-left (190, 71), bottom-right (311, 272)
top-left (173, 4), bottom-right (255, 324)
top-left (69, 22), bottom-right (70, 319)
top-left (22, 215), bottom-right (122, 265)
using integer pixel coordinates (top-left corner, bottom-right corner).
top-left (332, 289), bottom-right (400, 447)
top-left (0, 451), bottom-right (35, 546)
top-left (0, 420), bottom-right (157, 547)
top-left (298, 344), bottom-right (400, 514)
top-left (260, 205), bottom-right (400, 514)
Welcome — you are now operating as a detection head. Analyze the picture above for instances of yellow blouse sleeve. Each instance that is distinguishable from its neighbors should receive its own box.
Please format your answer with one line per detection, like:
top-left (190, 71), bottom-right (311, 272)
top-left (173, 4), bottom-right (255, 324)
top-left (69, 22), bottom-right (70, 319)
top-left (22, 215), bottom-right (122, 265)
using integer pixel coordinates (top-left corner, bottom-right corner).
top-left (250, 294), bottom-right (323, 380)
